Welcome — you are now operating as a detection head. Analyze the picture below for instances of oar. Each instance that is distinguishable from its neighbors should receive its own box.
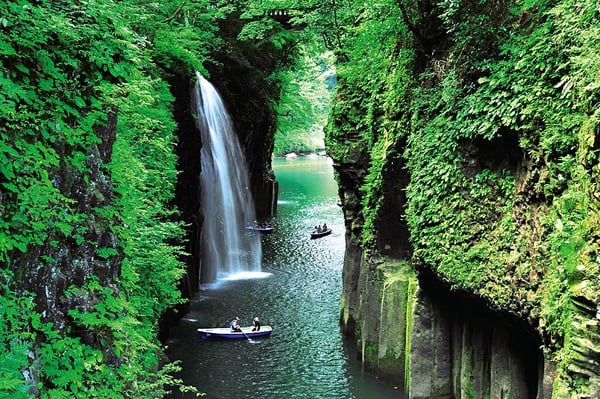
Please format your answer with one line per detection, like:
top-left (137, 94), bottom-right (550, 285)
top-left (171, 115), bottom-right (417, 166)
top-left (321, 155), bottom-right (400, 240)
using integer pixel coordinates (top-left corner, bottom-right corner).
top-left (240, 329), bottom-right (255, 342)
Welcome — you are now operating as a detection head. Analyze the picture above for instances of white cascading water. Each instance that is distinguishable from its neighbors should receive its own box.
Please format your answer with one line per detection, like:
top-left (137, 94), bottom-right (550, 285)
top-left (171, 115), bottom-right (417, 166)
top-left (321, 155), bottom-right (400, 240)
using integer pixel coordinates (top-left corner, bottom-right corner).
top-left (194, 72), bottom-right (262, 281)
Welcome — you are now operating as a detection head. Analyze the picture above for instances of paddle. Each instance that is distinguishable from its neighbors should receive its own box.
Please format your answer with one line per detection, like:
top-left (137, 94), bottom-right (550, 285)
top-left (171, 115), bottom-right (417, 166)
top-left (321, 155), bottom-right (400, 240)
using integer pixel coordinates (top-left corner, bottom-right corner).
top-left (240, 329), bottom-right (255, 343)
top-left (232, 318), bottom-right (255, 342)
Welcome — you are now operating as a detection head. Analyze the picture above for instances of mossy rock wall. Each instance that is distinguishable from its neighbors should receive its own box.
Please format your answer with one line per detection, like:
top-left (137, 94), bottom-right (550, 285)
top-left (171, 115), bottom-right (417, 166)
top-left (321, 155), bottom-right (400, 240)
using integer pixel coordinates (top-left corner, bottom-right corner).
top-left (328, 0), bottom-right (600, 396)
top-left (342, 252), bottom-right (414, 389)
top-left (409, 282), bottom-right (544, 399)
top-left (341, 250), bottom-right (550, 397)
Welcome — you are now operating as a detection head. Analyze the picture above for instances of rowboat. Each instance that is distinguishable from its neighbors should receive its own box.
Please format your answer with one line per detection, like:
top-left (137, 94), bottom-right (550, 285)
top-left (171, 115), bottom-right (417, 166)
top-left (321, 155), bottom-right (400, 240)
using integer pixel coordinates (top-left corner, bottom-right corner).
top-left (246, 226), bottom-right (274, 234)
top-left (310, 228), bottom-right (332, 239)
top-left (197, 326), bottom-right (273, 339)
top-left (245, 224), bottom-right (275, 234)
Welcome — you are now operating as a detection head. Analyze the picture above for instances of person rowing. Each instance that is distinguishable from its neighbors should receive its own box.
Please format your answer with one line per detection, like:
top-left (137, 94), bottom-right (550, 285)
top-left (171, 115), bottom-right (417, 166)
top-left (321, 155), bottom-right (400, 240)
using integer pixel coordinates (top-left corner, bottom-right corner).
top-left (230, 316), bottom-right (242, 332)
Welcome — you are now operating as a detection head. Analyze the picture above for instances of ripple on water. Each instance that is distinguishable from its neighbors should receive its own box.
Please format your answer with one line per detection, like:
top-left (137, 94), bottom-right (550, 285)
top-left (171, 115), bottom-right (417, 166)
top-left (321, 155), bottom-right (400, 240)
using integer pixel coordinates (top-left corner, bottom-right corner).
top-left (165, 158), bottom-right (404, 399)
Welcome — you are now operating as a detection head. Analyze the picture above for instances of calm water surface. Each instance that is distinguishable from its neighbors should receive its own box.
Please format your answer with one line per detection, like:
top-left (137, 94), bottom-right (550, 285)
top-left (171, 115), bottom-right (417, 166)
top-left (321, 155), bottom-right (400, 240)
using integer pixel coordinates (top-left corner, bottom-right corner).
top-left (166, 157), bottom-right (404, 399)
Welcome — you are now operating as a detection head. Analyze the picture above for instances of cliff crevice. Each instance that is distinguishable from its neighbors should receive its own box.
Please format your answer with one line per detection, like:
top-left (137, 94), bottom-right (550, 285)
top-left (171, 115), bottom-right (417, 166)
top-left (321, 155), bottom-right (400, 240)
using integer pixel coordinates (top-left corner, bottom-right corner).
top-left (326, 0), bottom-right (600, 396)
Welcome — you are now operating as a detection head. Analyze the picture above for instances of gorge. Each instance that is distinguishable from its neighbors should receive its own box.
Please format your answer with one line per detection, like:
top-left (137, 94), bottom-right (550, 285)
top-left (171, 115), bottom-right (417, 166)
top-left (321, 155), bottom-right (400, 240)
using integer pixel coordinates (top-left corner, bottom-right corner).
top-left (1, 1), bottom-right (599, 399)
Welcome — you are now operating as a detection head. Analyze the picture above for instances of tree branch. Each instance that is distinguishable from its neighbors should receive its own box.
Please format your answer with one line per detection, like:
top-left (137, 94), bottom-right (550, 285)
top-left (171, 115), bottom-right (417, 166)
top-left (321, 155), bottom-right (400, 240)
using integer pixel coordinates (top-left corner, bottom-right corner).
top-left (161, 1), bottom-right (187, 24)
top-left (396, 0), bottom-right (424, 43)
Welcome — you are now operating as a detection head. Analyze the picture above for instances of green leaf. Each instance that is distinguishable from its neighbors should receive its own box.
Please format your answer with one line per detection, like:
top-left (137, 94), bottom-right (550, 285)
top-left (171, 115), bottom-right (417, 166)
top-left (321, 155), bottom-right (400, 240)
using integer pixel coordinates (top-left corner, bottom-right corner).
top-left (14, 63), bottom-right (29, 74)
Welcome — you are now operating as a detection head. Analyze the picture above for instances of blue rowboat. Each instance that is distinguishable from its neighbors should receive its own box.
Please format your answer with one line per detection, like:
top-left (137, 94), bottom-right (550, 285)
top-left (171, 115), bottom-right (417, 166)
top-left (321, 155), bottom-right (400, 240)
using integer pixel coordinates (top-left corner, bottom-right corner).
top-left (310, 228), bottom-right (332, 239)
top-left (197, 326), bottom-right (273, 339)
top-left (245, 225), bottom-right (275, 234)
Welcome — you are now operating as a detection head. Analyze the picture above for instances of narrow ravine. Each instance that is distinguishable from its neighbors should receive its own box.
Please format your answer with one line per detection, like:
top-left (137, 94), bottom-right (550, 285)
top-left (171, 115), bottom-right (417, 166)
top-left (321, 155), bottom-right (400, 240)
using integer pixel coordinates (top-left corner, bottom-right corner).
top-left (165, 157), bottom-right (403, 399)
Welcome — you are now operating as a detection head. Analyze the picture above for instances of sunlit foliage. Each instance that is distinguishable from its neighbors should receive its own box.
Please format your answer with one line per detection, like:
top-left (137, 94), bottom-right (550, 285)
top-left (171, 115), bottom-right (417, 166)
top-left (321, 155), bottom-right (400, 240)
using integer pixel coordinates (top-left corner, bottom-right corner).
top-left (273, 45), bottom-right (335, 155)
top-left (1, 0), bottom-right (599, 396)
top-left (318, 0), bottom-right (600, 394)
top-left (0, 0), bottom-right (219, 397)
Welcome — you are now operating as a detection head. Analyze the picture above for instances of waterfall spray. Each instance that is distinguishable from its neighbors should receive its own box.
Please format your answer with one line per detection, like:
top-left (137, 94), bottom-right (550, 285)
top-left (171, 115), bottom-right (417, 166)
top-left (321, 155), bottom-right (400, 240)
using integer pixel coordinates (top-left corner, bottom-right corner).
top-left (194, 72), bottom-right (262, 281)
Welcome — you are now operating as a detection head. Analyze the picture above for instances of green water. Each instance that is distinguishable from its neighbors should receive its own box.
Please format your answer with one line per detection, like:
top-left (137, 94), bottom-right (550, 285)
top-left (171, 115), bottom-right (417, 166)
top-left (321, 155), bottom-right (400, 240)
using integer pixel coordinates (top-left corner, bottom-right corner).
top-left (165, 157), bottom-right (404, 399)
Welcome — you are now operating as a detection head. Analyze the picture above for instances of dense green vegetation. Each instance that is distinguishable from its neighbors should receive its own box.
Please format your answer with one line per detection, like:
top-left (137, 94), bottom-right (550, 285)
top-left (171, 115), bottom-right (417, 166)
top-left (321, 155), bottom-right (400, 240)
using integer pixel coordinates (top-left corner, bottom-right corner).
top-left (273, 46), bottom-right (334, 156)
top-left (1, 0), bottom-right (599, 396)
top-left (309, 0), bottom-right (599, 395)
top-left (0, 0), bottom-right (293, 397)
top-left (0, 1), bottom-right (207, 397)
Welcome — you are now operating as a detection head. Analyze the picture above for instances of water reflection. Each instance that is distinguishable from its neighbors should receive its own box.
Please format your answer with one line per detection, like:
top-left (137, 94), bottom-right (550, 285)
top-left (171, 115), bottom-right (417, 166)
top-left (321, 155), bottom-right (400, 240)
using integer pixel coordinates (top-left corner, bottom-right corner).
top-left (165, 157), bottom-right (403, 399)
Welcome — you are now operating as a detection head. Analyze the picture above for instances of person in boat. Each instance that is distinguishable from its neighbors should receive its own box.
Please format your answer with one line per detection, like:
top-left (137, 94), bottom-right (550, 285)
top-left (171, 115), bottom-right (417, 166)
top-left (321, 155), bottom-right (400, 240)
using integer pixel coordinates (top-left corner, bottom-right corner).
top-left (322, 223), bottom-right (328, 231)
top-left (251, 316), bottom-right (260, 332)
top-left (230, 316), bottom-right (242, 332)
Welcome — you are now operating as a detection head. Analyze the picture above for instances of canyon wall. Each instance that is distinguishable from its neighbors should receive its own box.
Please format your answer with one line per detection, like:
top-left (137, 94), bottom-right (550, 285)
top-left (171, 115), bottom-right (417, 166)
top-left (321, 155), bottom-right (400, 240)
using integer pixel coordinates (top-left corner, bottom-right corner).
top-left (0, 3), bottom-right (291, 395)
top-left (340, 244), bottom-right (551, 398)
top-left (326, 0), bottom-right (600, 396)
top-left (169, 13), bottom-right (292, 300)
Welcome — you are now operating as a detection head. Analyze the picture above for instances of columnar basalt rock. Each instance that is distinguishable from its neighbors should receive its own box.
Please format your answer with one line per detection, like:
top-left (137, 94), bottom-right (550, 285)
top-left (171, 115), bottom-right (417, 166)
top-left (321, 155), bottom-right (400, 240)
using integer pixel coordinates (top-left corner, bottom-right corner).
top-left (332, 139), bottom-right (551, 396)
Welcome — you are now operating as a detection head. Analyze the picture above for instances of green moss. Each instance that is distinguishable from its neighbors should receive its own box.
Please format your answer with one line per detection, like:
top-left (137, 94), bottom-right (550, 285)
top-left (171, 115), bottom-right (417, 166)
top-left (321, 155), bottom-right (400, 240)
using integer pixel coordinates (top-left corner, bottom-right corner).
top-left (364, 343), bottom-right (379, 367)
top-left (378, 260), bottom-right (417, 386)
top-left (378, 349), bottom-right (403, 379)
top-left (324, 0), bottom-right (600, 395)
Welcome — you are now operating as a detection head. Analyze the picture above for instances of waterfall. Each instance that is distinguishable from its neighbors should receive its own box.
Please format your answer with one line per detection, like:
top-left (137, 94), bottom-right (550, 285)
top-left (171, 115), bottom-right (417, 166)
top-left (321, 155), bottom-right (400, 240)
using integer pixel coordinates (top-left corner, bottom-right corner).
top-left (194, 72), bottom-right (262, 281)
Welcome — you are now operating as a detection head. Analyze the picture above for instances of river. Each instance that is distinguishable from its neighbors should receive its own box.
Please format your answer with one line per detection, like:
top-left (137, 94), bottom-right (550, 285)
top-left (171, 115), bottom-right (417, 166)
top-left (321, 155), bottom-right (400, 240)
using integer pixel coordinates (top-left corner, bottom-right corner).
top-left (165, 157), bottom-right (404, 399)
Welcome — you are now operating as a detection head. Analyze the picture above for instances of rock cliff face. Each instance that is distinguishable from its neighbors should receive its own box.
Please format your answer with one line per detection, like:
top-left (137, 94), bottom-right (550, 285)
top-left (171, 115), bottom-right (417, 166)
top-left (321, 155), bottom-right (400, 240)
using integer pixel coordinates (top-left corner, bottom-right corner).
top-left (410, 276), bottom-right (551, 399)
top-left (16, 112), bottom-right (122, 340)
top-left (326, 0), bottom-right (599, 396)
top-left (171, 16), bottom-right (285, 294)
top-left (330, 114), bottom-right (600, 397)
top-left (333, 148), bottom-right (553, 398)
